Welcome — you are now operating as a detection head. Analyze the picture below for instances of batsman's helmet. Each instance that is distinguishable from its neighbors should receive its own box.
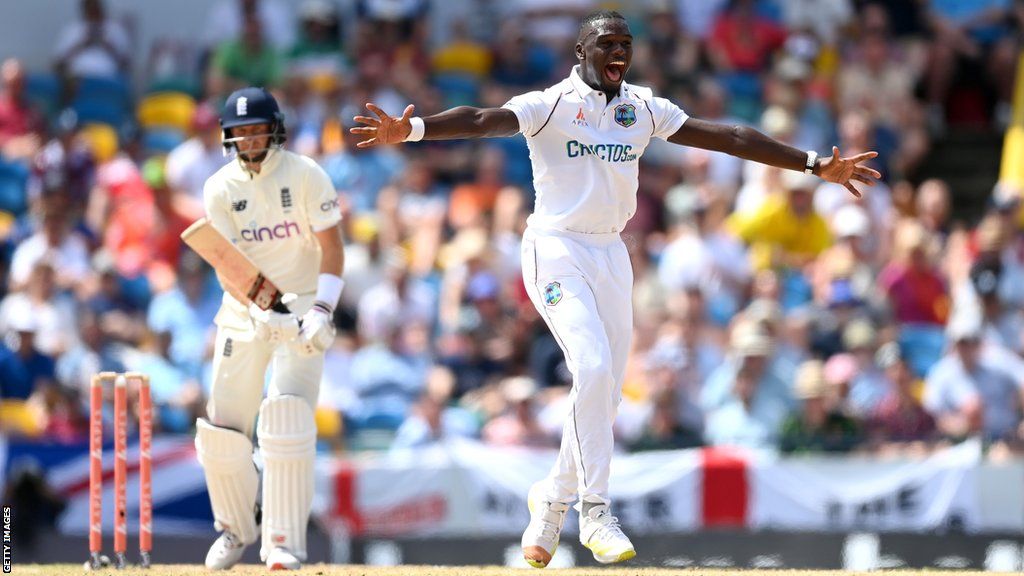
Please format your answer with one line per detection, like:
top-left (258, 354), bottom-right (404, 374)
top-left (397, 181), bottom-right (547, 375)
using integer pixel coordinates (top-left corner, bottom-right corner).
top-left (220, 87), bottom-right (287, 154)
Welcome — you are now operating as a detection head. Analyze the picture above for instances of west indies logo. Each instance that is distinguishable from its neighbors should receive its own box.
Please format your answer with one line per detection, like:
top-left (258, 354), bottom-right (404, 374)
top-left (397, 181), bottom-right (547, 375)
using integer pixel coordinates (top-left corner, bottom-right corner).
top-left (614, 103), bottom-right (636, 128)
top-left (544, 281), bottom-right (563, 306)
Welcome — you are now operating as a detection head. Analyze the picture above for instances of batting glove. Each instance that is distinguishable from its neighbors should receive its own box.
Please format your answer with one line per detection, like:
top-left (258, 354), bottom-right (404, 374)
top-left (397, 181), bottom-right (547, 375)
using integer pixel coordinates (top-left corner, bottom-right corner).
top-left (249, 301), bottom-right (300, 344)
top-left (295, 301), bottom-right (335, 356)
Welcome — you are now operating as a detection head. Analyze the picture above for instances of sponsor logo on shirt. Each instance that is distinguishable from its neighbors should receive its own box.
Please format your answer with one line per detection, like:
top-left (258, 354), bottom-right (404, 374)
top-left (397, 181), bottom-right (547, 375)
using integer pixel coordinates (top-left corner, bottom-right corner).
top-left (321, 198), bottom-right (339, 212)
top-left (232, 200), bottom-right (247, 212)
top-left (240, 220), bottom-right (301, 242)
top-left (614, 103), bottom-right (637, 127)
top-left (571, 107), bottom-right (589, 127)
top-left (565, 140), bottom-right (637, 162)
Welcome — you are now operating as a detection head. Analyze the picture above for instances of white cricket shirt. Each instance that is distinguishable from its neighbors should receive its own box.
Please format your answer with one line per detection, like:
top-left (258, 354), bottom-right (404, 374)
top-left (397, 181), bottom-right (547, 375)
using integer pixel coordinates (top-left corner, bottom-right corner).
top-left (203, 149), bottom-right (341, 324)
top-left (503, 65), bottom-right (689, 235)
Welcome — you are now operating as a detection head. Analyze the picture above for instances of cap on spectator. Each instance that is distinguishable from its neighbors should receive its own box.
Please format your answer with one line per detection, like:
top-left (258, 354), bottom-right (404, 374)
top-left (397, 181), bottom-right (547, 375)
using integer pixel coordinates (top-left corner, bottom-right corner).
top-left (192, 103), bottom-right (218, 132)
top-left (946, 308), bottom-right (983, 342)
top-left (831, 204), bottom-right (869, 238)
top-left (991, 181), bottom-right (1022, 212)
top-left (775, 55), bottom-right (812, 82)
top-left (842, 317), bottom-right (876, 351)
top-left (828, 278), bottom-right (861, 309)
top-left (760, 106), bottom-right (795, 138)
top-left (645, 340), bottom-right (688, 372)
top-left (875, 341), bottom-right (904, 370)
top-left (502, 376), bottom-right (537, 404)
top-left (300, 0), bottom-right (337, 23)
top-left (6, 305), bottom-right (37, 334)
top-left (784, 169), bottom-right (819, 193)
top-left (744, 298), bottom-right (782, 327)
top-left (970, 260), bottom-right (1002, 299)
top-left (824, 353), bottom-right (858, 386)
top-left (730, 321), bottom-right (773, 357)
top-left (466, 271), bottom-right (500, 301)
top-left (794, 359), bottom-right (826, 399)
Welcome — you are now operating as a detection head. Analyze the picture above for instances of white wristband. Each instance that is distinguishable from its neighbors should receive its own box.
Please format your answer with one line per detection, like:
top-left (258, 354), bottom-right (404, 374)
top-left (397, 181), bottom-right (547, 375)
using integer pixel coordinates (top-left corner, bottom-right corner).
top-left (405, 117), bottom-right (425, 142)
top-left (804, 150), bottom-right (818, 175)
top-left (315, 273), bottom-right (345, 309)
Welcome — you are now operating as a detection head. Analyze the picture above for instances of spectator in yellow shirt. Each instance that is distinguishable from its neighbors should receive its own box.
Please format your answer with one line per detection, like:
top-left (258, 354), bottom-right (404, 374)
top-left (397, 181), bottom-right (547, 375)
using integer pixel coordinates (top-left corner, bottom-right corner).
top-left (728, 170), bottom-right (832, 271)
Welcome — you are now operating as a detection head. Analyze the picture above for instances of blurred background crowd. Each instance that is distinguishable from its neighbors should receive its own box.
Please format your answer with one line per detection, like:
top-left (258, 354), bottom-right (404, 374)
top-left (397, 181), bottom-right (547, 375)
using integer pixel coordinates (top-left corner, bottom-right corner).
top-left (1, 0), bottom-right (1024, 459)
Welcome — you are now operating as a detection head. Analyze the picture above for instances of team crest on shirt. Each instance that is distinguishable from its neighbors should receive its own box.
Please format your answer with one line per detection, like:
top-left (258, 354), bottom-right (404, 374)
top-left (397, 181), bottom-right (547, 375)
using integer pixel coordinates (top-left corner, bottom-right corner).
top-left (280, 187), bottom-right (293, 212)
top-left (543, 281), bottom-right (563, 306)
top-left (614, 103), bottom-right (637, 128)
top-left (571, 107), bottom-right (589, 127)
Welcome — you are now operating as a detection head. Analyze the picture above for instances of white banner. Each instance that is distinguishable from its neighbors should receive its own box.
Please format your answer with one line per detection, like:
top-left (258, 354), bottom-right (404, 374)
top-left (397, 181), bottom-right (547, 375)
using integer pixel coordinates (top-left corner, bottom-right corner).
top-left (748, 439), bottom-right (1000, 532)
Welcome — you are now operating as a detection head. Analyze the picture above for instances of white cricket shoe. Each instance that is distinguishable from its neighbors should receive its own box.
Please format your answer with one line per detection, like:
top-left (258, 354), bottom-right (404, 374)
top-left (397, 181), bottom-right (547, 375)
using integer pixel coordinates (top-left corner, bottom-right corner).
top-left (521, 482), bottom-right (569, 568)
top-left (579, 503), bottom-right (636, 564)
top-left (205, 530), bottom-right (248, 570)
top-left (265, 547), bottom-right (302, 571)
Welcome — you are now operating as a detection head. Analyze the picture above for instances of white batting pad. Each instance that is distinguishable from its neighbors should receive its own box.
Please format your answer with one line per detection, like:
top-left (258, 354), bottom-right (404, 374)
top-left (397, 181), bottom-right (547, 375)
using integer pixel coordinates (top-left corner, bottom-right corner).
top-left (257, 394), bottom-right (317, 562)
top-left (195, 418), bottom-right (260, 545)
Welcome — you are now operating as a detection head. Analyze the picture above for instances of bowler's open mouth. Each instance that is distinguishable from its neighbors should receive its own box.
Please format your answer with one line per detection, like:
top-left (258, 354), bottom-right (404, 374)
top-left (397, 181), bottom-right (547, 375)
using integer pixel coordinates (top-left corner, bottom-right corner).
top-left (604, 61), bottom-right (626, 83)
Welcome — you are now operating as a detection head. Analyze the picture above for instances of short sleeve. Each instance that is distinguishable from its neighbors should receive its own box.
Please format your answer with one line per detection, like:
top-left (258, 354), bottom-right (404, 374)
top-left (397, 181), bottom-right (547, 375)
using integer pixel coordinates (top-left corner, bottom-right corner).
top-left (502, 90), bottom-right (549, 137)
top-left (202, 177), bottom-right (236, 241)
top-left (648, 96), bottom-right (689, 140)
top-left (303, 159), bottom-right (341, 232)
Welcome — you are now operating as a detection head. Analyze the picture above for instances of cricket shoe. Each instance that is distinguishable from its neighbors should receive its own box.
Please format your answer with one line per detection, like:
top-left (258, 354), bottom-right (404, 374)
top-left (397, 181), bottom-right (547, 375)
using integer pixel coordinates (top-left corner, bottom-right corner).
top-left (521, 482), bottom-right (569, 568)
top-left (579, 503), bottom-right (636, 564)
top-left (205, 530), bottom-right (248, 570)
top-left (266, 547), bottom-right (302, 570)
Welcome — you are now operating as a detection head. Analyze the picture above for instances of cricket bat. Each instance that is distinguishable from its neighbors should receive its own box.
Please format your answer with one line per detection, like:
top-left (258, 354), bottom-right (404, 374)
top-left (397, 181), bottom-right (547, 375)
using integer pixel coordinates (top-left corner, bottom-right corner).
top-left (180, 217), bottom-right (292, 313)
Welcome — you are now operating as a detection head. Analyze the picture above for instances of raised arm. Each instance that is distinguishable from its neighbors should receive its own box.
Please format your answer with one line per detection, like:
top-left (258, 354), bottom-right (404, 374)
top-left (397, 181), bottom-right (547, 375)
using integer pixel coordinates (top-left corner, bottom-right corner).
top-left (668, 117), bottom-right (881, 197)
top-left (350, 103), bottom-right (520, 148)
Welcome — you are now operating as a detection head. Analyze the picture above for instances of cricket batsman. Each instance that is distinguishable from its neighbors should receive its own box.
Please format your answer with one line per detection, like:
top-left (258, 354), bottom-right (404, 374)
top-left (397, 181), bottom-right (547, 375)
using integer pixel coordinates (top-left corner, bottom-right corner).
top-left (351, 10), bottom-right (879, 568)
top-left (195, 87), bottom-right (344, 571)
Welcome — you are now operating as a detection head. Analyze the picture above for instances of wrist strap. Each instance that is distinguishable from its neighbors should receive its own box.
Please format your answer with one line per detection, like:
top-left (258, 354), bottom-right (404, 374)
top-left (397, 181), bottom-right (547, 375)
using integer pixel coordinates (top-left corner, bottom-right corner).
top-left (315, 273), bottom-right (344, 310)
top-left (804, 150), bottom-right (818, 175)
top-left (405, 117), bottom-right (425, 142)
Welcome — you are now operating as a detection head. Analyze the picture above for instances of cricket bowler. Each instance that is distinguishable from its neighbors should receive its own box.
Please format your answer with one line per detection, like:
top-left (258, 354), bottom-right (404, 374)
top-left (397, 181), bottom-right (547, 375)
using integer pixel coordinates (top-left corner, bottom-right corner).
top-left (350, 10), bottom-right (880, 568)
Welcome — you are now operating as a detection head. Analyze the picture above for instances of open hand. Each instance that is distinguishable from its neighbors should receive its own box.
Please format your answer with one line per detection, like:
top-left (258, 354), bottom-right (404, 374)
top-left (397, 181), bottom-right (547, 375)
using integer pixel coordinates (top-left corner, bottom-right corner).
top-left (349, 103), bottom-right (415, 148)
top-left (817, 146), bottom-right (882, 198)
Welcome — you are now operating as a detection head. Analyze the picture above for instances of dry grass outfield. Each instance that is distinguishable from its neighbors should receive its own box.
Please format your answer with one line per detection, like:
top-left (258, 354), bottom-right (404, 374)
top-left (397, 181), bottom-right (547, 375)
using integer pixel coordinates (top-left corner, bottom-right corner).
top-left (12, 566), bottom-right (1017, 576)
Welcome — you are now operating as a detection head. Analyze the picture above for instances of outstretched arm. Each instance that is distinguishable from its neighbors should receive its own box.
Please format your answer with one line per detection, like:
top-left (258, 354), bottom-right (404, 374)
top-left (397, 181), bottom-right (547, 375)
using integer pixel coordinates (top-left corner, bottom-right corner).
top-left (668, 118), bottom-right (881, 197)
top-left (350, 103), bottom-right (520, 148)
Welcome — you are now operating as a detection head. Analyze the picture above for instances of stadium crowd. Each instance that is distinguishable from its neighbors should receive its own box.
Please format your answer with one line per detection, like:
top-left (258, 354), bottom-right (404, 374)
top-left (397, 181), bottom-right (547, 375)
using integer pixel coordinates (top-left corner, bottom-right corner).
top-left (1, 0), bottom-right (1024, 458)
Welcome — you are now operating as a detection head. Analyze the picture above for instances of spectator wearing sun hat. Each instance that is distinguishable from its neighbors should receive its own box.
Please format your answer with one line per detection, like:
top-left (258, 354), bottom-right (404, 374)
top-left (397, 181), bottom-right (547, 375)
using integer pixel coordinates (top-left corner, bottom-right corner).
top-left (779, 359), bottom-right (862, 454)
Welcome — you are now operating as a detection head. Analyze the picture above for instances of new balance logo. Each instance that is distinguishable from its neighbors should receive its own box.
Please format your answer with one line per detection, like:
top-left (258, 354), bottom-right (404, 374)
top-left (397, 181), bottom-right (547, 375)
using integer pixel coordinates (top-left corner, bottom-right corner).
top-left (280, 188), bottom-right (292, 210)
top-left (232, 200), bottom-right (247, 212)
top-left (572, 107), bottom-right (589, 127)
top-left (236, 97), bottom-right (248, 116)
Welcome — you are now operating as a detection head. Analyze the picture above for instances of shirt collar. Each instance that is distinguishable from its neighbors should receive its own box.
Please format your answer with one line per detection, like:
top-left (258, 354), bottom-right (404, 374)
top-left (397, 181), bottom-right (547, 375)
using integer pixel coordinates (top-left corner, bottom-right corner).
top-left (569, 65), bottom-right (623, 101)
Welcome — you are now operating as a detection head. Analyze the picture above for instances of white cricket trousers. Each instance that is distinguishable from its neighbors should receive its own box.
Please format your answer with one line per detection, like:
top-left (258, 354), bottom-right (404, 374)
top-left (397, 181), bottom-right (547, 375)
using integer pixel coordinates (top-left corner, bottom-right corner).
top-left (521, 227), bottom-right (633, 506)
top-left (207, 323), bottom-right (324, 439)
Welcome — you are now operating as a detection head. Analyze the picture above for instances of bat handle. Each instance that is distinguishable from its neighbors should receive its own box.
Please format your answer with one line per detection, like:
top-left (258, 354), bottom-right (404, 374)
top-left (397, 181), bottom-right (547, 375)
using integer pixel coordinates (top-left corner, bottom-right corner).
top-left (271, 300), bottom-right (292, 314)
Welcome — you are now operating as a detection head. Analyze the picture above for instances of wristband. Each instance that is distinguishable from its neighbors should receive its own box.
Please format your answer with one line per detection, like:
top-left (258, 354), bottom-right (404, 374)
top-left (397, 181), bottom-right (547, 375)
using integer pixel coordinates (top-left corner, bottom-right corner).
top-left (405, 117), bottom-right (425, 142)
top-left (804, 150), bottom-right (818, 175)
top-left (315, 273), bottom-right (345, 310)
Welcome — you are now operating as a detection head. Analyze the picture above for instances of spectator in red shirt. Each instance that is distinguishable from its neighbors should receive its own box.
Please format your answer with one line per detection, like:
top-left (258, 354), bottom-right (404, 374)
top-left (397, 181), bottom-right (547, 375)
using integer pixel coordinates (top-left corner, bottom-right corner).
top-left (878, 219), bottom-right (949, 326)
top-left (867, 342), bottom-right (936, 444)
top-left (0, 59), bottom-right (43, 160)
top-left (708, 0), bottom-right (788, 73)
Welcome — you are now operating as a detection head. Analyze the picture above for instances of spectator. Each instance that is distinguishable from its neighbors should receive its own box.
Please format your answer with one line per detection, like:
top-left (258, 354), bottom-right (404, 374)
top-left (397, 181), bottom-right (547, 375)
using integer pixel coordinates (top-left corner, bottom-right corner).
top-left (867, 341), bottom-right (936, 444)
top-left (483, 376), bottom-right (556, 448)
top-left (9, 207), bottom-right (91, 291)
top-left (703, 322), bottom-right (793, 449)
top-left (208, 15), bottom-right (283, 96)
top-left (146, 252), bottom-right (219, 380)
top-left (0, 59), bottom-right (43, 160)
top-left (924, 308), bottom-right (1024, 443)
top-left (164, 104), bottom-right (226, 206)
top-left (732, 170), bottom-right (832, 270)
top-left (52, 0), bottom-right (130, 79)
top-left (0, 260), bottom-right (76, 356)
top-left (878, 218), bottom-right (949, 326)
top-left (0, 308), bottom-right (56, 400)
top-left (780, 359), bottom-right (862, 453)
top-left (202, 0), bottom-right (296, 51)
